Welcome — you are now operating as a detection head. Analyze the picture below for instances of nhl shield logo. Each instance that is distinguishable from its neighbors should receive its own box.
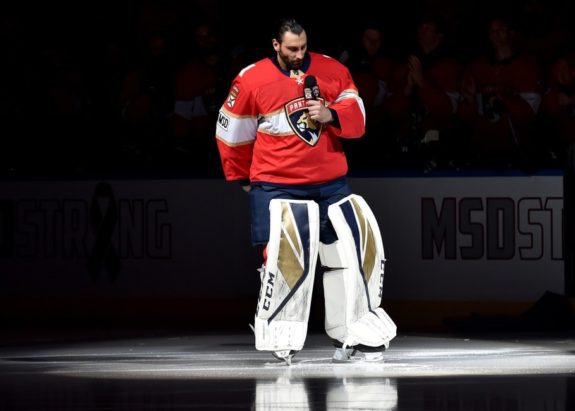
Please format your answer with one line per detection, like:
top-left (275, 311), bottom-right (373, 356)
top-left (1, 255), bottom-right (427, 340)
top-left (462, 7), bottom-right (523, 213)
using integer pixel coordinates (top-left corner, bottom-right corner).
top-left (284, 97), bottom-right (324, 146)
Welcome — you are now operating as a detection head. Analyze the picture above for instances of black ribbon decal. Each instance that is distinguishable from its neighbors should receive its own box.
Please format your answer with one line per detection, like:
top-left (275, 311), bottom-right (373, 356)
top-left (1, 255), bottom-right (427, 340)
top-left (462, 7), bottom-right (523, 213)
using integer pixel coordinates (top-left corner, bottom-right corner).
top-left (87, 182), bottom-right (121, 281)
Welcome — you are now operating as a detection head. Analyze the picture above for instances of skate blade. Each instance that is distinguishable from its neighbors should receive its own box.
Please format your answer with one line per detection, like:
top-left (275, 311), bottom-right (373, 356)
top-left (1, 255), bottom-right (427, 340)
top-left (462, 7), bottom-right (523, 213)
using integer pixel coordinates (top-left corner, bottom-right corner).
top-left (272, 349), bottom-right (296, 366)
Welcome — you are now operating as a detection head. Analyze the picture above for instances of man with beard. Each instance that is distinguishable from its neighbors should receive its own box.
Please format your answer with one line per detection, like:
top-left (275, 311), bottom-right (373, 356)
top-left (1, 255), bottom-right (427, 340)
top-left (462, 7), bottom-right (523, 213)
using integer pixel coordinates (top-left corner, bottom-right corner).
top-left (215, 18), bottom-right (396, 364)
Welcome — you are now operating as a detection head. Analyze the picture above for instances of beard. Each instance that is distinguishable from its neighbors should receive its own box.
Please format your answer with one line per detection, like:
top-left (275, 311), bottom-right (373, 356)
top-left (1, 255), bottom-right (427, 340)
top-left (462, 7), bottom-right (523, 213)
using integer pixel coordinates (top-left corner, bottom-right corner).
top-left (278, 51), bottom-right (303, 70)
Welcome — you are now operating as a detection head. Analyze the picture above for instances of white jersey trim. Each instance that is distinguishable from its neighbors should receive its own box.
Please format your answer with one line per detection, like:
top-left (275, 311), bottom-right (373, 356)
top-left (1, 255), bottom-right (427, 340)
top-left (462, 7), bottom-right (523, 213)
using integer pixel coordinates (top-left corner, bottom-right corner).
top-left (258, 111), bottom-right (294, 136)
top-left (216, 109), bottom-right (257, 145)
top-left (335, 90), bottom-right (366, 125)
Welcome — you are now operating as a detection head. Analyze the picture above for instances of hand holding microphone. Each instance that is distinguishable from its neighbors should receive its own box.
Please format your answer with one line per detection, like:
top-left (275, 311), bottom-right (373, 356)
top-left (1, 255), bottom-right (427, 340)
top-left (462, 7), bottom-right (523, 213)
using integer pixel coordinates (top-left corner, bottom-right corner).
top-left (304, 75), bottom-right (334, 124)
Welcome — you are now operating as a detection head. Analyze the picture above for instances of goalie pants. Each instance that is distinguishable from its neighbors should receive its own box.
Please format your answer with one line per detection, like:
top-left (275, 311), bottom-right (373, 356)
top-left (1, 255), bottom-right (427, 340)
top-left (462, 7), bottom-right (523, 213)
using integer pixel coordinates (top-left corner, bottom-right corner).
top-left (248, 177), bottom-right (351, 246)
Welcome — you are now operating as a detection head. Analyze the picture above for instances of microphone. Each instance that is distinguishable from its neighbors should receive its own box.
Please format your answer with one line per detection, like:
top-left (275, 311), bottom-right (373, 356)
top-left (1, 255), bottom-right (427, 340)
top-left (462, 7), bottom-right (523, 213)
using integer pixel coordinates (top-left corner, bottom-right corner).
top-left (304, 75), bottom-right (320, 100)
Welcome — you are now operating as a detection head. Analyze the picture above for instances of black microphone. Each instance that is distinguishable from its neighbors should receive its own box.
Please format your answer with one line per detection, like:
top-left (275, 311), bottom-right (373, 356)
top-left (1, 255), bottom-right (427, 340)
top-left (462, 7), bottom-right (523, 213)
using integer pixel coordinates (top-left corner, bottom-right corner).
top-left (304, 75), bottom-right (320, 100)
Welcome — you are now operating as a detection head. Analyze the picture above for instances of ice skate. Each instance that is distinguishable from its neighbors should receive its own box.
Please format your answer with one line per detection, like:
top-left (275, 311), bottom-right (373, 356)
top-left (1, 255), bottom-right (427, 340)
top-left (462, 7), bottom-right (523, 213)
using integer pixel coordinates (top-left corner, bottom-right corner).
top-left (331, 340), bottom-right (387, 363)
top-left (332, 346), bottom-right (355, 363)
top-left (272, 349), bottom-right (298, 366)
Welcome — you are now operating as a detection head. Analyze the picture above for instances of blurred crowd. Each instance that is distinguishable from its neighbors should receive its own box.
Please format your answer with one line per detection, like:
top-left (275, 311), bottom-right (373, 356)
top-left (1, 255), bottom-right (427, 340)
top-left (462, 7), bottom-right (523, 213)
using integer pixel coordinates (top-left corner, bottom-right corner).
top-left (2, 0), bottom-right (575, 177)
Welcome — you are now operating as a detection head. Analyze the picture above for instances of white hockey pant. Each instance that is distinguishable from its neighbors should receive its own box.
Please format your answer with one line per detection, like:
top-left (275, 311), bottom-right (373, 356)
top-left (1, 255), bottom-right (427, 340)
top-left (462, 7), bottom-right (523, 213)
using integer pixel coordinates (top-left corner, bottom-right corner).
top-left (254, 199), bottom-right (320, 352)
top-left (320, 194), bottom-right (396, 349)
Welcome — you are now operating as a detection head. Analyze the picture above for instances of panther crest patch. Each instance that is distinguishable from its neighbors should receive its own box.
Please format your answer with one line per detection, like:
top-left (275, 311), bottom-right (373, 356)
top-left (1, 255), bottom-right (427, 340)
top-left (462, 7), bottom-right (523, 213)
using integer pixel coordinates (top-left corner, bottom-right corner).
top-left (284, 97), bottom-right (324, 146)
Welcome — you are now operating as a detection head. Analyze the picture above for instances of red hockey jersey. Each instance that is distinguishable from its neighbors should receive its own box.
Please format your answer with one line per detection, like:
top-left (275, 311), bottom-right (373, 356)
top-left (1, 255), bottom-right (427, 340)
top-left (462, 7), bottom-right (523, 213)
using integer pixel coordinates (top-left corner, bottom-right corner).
top-left (215, 52), bottom-right (365, 185)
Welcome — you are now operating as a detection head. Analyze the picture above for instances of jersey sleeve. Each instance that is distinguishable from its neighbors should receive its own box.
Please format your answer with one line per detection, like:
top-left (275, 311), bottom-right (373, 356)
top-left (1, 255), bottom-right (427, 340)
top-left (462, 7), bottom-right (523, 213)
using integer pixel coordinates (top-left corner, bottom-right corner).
top-left (328, 66), bottom-right (366, 138)
top-left (215, 69), bottom-right (257, 182)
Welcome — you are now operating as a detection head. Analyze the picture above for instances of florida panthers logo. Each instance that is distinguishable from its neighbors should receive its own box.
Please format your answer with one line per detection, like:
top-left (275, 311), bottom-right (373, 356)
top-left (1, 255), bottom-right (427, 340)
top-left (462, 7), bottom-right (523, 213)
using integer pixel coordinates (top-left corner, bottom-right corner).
top-left (284, 97), bottom-right (324, 146)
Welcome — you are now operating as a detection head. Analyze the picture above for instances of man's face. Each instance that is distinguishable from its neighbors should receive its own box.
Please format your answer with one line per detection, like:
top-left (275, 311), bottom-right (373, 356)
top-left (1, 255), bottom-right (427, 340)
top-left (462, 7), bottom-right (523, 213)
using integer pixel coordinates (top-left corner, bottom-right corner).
top-left (417, 21), bottom-right (442, 50)
top-left (489, 20), bottom-right (512, 48)
top-left (362, 29), bottom-right (382, 57)
top-left (273, 30), bottom-right (307, 70)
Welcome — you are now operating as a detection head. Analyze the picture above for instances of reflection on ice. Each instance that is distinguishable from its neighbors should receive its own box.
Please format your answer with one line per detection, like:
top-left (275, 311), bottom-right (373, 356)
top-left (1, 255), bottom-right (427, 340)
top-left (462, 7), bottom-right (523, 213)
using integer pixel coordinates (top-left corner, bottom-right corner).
top-left (254, 374), bottom-right (398, 410)
top-left (254, 376), bottom-right (310, 410)
top-left (326, 378), bottom-right (398, 410)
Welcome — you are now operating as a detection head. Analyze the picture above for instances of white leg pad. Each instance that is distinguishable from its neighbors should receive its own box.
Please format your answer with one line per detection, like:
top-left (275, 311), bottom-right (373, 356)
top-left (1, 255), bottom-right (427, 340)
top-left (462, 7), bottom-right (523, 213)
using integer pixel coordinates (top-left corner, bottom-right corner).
top-left (254, 199), bottom-right (319, 352)
top-left (321, 194), bottom-right (396, 348)
top-left (346, 307), bottom-right (397, 349)
top-left (253, 318), bottom-right (309, 352)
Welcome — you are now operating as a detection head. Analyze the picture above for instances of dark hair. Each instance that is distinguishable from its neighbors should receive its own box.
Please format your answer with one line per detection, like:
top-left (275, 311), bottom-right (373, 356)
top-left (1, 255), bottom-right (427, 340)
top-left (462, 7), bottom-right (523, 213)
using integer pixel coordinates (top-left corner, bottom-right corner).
top-left (418, 13), bottom-right (448, 36)
top-left (485, 14), bottom-right (518, 32)
top-left (274, 18), bottom-right (305, 42)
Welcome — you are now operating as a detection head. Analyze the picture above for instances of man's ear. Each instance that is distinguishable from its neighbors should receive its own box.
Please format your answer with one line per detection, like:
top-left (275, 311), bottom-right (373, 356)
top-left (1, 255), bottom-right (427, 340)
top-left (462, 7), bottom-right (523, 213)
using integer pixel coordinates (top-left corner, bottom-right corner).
top-left (272, 38), bottom-right (280, 51)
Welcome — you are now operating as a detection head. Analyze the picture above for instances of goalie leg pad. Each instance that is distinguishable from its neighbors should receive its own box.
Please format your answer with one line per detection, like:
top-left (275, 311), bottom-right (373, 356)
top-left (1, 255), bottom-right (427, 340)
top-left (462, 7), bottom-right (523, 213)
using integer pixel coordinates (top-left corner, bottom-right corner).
top-left (320, 194), bottom-right (396, 348)
top-left (254, 199), bottom-right (320, 352)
